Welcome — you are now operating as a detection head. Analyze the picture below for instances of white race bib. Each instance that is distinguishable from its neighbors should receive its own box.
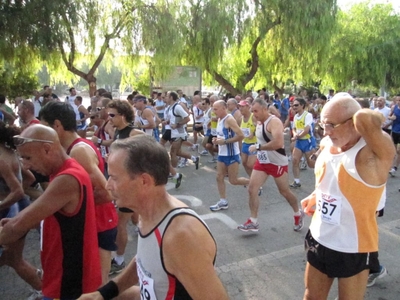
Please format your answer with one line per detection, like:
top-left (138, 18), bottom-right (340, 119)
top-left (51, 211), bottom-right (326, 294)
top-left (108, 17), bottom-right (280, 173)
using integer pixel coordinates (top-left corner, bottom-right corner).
top-left (257, 150), bottom-right (270, 164)
top-left (316, 190), bottom-right (342, 225)
top-left (211, 128), bottom-right (217, 136)
top-left (241, 128), bottom-right (250, 137)
top-left (137, 260), bottom-right (157, 300)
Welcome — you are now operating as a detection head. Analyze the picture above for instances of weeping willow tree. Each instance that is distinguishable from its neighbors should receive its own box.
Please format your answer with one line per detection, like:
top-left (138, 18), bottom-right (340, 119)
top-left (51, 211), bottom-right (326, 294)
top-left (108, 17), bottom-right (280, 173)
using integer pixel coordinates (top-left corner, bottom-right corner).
top-left (178, 0), bottom-right (337, 95)
top-left (42, 0), bottom-right (181, 96)
top-left (323, 2), bottom-right (400, 93)
top-left (0, 0), bottom-right (71, 94)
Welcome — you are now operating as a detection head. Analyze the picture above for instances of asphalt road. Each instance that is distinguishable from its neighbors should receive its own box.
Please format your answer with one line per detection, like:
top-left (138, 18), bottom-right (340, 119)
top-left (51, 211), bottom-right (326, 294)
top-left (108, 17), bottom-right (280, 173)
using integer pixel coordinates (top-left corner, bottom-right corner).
top-left (1, 135), bottom-right (400, 300)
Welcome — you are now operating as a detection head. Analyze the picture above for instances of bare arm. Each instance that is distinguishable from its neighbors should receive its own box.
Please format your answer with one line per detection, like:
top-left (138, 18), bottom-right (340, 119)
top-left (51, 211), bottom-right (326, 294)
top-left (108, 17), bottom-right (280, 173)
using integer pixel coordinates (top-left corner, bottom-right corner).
top-left (0, 161), bottom-right (24, 211)
top-left (79, 106), bottom-right (90, 123)
top-left (70, 146), bottom-right (111, 204)
top-left (163, 215), bottom-right (229, 300)
top-left (0, 175), bottom-right (80, 244)
top-left (353, 109), bottom-right (395, 180)
top-left (140, 109), bottom-right (156, 129)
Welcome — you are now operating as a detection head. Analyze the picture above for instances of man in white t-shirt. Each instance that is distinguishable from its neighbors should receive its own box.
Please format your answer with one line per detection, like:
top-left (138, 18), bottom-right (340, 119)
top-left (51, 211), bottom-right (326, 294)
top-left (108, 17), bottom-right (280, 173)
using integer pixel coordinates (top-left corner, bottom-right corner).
top-left (375, 97), bottom-right (392, 135)
top-left (167, 92), bottom-right (199, 170)
top-left (64, 87), bottom-right (80, 125)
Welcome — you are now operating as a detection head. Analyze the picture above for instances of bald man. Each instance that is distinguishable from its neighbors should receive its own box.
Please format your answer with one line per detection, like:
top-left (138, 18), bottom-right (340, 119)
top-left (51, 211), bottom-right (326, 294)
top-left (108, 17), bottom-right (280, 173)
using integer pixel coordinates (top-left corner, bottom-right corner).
top-left (301, 93), bottom-right (395, 300)
top-left (0, 124), bottom-right (101, 299)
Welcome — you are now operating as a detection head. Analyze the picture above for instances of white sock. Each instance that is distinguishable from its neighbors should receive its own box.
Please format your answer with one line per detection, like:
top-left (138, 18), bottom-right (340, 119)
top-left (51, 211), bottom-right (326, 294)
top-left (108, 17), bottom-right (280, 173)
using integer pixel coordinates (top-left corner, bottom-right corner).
top-left (250, 217), bottom-right (258, 223)
top-left (191, 155), bottom-right (197, 161)
top-left (294, 210), bottom-right (301, 216)
top-left (173, 173), bottom-right (179, 179)
top-left (294, 178), bottom-right (300, 184)
top-left (114, 255), bottom-right (124, 265)
top-left (220, 198), bottom-right (227, 203)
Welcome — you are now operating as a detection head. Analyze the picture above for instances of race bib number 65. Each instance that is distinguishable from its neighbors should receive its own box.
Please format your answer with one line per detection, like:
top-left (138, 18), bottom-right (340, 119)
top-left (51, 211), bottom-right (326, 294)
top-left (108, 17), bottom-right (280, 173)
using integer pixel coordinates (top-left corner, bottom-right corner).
top-left (257, 150), bottom-right (270, 164)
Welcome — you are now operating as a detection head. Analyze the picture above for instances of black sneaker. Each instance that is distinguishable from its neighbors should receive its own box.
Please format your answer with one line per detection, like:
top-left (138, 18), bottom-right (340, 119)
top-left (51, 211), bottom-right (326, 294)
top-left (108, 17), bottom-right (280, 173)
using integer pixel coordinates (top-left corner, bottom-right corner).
top-left (290, 181), bottom-right (301, 188)
top-left (174, 173), bottom-right (183, 189)
top-left (109, 258), bottom-right (125, 275)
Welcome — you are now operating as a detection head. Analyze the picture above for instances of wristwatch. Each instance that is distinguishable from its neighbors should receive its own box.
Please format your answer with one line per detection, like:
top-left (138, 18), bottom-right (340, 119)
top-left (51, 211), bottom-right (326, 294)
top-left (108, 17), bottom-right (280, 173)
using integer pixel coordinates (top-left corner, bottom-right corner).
top-left (256, 144), bottom-right (261, 151)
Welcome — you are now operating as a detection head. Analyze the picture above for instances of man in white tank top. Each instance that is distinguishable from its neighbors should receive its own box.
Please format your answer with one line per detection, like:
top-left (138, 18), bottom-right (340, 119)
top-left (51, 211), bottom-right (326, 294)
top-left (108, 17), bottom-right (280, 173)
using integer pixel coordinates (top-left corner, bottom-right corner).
top-left (209, 100), bottom-right (250, 211)
top-left (79, 135), bottom-right (229, 300)
top-left (133, 95), bottom-right (156, 136)
top-left (301, 93), bottom-right (395, 299)
top-left (237, 98), bottom-right (304, 233)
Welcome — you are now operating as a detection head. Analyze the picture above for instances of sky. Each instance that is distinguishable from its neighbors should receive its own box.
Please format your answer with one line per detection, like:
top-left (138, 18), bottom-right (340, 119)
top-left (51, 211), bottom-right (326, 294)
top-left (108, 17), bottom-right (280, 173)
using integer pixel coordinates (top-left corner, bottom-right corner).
top-left (337, 0), bottom-right (400, 11)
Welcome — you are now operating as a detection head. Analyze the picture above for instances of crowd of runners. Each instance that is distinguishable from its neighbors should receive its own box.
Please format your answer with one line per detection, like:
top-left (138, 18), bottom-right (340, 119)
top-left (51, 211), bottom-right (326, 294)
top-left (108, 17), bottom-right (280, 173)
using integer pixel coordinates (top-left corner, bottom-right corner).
top-left (0, 86), bottom-right (399, 299)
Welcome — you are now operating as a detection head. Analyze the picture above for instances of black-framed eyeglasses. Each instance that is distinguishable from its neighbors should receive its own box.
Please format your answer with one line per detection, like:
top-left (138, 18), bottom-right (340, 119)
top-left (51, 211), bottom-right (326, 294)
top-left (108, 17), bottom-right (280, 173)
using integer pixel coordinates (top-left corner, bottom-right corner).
top-left (13, 135), bottom-right (54, 147)
top-left (319, 117), bottom-right (353, 130)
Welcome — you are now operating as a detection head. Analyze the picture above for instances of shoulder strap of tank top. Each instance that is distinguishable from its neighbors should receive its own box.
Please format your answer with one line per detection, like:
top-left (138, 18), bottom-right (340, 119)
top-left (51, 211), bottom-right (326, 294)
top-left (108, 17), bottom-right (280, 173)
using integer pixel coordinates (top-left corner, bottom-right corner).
top-left (262, 116), bottom-right (286, 156)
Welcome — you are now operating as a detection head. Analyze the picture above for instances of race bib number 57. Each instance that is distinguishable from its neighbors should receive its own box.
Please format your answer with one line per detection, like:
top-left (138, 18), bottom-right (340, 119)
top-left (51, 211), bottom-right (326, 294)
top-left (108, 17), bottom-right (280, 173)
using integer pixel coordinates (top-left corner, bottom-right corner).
top-left (316, 191), bottom-right (342, 225)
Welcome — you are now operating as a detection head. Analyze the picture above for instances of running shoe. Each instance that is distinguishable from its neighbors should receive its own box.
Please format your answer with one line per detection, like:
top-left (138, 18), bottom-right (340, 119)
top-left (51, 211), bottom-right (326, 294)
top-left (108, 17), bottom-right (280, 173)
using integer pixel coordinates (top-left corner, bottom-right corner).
top-left (109, 258), bottom-right (126, 275)
top-left (208, 157), bottom-right (217, 163)
top-left (389, 167), bottom-right (396, 177)
top-left (178, 158), bottom-right (188, 168)
top-left (367, 266), bottom-right (387, 287)
top-left (27, 290), bottom-right (43, 300)
top-left (290, 181), bottom-right (301, 188)
top-left (209, 200), bottom-right (228, 211)
top-left (237, 219), bottom-right (259, 232)
top-left (293, 210), bottom-right (305, 232)
top-left (199, 150), bottom-right (209, 155)
top-left (174, 173), bottom-right (183, 189)
top-left (258, 187), bottom-right (263, 196)
top-left (190, 144), bottom-right (198, 151)
top-left (300, 158), bottom-right (307, 170)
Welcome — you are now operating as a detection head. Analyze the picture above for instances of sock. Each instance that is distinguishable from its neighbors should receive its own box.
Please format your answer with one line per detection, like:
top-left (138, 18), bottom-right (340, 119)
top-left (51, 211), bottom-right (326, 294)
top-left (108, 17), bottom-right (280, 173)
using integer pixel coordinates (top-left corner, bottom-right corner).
top-left (114, 255), bottom-right (124, 265)
top-left (294, 178), bottom-right (300, 184)
top-left (294, 210), bottom-right (301, 216)
top-left (250, 217), bottom-right (258, 224)
top-left (220, 198), bottom-right (227, 203)
top-left (191, 155), bottom-right (197, 161)
top-left (173, 173), bottom-right (179, 179)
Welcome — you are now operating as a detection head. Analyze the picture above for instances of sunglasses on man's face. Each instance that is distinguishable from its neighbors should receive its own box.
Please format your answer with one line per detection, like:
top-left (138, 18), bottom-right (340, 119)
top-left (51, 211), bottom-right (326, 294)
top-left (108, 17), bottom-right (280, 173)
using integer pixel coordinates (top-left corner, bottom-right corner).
top-left (13, 135), bottom-right (54, 147)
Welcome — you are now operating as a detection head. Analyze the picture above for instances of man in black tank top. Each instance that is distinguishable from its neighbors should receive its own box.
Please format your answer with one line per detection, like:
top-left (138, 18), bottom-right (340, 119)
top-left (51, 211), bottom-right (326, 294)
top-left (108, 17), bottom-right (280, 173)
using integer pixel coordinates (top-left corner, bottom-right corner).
top-left (106, 100), bottom-right (144, 275)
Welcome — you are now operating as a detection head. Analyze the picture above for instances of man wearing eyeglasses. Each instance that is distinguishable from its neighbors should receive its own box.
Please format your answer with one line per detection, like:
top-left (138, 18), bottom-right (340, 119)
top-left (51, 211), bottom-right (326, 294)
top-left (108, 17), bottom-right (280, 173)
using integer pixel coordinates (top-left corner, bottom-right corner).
top-left (104, 99), bottom-right (144, 276)
top-left (0, 124), bottom-right (102, 299)
top-left (301, 93), bottom-right (395, 300)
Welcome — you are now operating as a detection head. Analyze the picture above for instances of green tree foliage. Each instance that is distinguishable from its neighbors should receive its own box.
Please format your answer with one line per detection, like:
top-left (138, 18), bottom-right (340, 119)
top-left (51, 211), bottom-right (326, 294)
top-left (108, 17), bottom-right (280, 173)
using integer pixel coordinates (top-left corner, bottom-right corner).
top-left (324, 2), bottom-right (400, 92)
top-left (43, 0), bottom-right (181, 96)
top-left (0, 64), bottom-right (38, 101)
top-left (178, 0), bottom-right (337, 95)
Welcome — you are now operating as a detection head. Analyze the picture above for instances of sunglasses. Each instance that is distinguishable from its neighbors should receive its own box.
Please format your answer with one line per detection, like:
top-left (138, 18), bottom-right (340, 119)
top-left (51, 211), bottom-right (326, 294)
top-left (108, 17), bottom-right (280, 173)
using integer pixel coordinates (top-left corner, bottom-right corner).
top-left (13, 135), bottom-right (54, 147)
